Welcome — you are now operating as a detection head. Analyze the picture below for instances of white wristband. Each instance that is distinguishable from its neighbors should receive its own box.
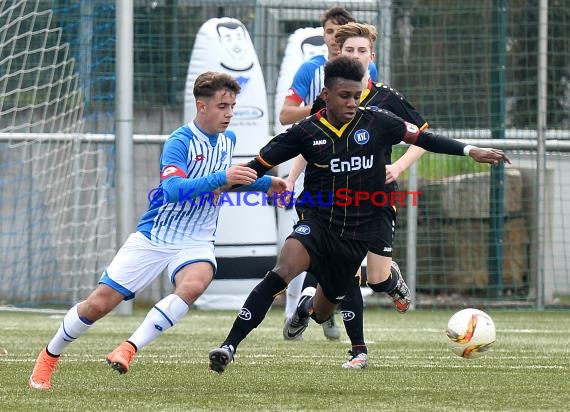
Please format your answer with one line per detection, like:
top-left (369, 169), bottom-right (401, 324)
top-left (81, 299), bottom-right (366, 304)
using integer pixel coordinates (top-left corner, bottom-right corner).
top-left (463, 145), bottom-right (475, 156)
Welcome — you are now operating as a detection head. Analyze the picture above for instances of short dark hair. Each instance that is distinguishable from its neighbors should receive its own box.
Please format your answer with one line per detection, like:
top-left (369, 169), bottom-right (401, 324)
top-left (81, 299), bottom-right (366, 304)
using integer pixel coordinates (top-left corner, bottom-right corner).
top-left (193, 72), bottom-right (241, 99)
top-left (321, 6), bottom-right (355, 27)
top-left (324, 56), bottom-right (365, 88)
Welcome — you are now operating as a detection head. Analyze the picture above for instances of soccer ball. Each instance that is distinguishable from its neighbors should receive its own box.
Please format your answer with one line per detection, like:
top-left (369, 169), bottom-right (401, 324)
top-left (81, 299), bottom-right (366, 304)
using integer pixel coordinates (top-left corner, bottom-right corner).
top-left (446, 308), bottom-right (496, 359)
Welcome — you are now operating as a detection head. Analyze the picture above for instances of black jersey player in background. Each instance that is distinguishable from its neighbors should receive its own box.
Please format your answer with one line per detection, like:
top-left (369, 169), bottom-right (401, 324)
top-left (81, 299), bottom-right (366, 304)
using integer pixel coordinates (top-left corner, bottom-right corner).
top-left (209, 56), bottom-right (509, 373)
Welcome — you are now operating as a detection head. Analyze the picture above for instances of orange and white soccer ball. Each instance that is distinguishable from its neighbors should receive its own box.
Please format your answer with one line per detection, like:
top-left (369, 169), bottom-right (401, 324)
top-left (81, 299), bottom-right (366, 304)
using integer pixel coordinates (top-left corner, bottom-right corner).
top-left (446, 308), bottom-right (496, 359)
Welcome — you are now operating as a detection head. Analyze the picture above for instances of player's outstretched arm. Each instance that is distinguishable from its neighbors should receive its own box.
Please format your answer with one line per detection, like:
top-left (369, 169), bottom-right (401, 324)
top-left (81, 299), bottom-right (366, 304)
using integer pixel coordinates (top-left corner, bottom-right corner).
top-left (404, 127), bottom-right (510, 166)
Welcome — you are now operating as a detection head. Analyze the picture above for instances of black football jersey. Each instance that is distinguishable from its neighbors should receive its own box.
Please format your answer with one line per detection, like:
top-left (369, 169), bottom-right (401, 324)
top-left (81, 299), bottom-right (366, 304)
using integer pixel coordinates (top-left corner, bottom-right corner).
top-left (257, 107), bottom-right (420, 240)
top-left (360, 81), bottom-right (428, 164)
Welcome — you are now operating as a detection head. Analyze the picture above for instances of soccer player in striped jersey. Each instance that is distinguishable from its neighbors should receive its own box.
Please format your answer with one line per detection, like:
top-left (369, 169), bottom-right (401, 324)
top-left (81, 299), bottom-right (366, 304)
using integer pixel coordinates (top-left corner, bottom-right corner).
top-left (29, 71), bottom-right (286, 390)
top-left (208, 56), bottom-right (509, 373)
top-left (279, 6), bottom-right (378, 341)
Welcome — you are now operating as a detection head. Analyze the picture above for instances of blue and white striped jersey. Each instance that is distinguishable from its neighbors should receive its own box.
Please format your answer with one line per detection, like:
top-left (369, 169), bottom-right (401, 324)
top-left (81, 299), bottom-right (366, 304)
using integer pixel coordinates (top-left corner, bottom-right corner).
top-left (286, 55), bottom-right (378, 107)
top-left (286, 55), bottom-right (327, 106)
top-left (137, 121), bottom-right (270, 246)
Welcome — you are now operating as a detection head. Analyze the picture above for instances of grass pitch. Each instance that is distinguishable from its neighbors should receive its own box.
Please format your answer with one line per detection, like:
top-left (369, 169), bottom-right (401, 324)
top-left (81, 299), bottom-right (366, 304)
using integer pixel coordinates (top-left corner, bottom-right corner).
top-left (0, 308), bottom-right (568, 411)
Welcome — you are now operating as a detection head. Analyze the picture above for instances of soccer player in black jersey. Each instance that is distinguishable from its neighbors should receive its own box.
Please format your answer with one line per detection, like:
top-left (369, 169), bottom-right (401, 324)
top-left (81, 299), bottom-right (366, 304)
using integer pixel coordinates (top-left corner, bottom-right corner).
top-left (287, 22), bottom-right (429, 369)
top-left (208, 56), bottom-right (509, 373)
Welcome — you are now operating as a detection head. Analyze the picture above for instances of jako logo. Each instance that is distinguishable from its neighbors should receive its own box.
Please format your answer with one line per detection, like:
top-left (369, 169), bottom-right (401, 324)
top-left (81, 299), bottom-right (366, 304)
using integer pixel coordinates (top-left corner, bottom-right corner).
top-left (330, 155), bottom-right (374, 173)
top-left (353, 129), bottom-right (370, 145)
top-left (294, 225), bottom-right (311, 235)
top-left (341, 311), bottom-right (355, 321)
top-left (238, 308), bottom-right (252, 320)
top-left (313, 139), bottom-right (327, 146)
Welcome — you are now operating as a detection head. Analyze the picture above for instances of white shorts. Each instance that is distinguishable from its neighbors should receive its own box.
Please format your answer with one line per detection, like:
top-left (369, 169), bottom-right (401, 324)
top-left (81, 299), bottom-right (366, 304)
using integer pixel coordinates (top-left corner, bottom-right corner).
top-left (99, 232), bottom-right (216, 300)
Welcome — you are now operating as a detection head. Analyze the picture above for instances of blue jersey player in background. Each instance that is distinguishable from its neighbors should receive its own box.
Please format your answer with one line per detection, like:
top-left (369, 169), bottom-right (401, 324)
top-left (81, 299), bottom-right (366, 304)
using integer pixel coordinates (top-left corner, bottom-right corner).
top-left (29, 71), bottom-right (286, 390)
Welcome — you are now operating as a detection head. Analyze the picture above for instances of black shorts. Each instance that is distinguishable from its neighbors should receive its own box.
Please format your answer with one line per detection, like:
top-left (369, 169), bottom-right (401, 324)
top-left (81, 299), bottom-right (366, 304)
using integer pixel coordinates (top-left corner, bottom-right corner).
top-left (366, 206), bottom-right (397, 257)
top-left (288, 217), bottom-right (368, 304)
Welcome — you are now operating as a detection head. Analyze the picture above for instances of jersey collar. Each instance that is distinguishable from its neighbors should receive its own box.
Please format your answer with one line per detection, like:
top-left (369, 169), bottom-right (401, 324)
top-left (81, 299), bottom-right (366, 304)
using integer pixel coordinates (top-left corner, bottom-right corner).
top-left (190, 121), bottom-right (219, 147)
top-left (316, 111), bottom-right (354, 137)
top-left (313, 78), bottom-right (374, 137)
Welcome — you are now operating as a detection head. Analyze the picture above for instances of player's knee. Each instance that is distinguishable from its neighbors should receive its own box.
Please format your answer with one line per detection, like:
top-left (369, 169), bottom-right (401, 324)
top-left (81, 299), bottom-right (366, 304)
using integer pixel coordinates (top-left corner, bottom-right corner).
top-left (176, 278), bottom-right (211, 302)
top-left (365, 264), bottom-right (392, 284)
top-left (272, 261), bottom-right (305, 283)
top-left (80, 298), bottom-right (114, 321)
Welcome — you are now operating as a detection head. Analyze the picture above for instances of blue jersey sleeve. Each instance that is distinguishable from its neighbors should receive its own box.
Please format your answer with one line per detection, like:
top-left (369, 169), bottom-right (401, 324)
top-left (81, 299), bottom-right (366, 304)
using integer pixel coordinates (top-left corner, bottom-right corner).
top-left (287, 55), bottom-right (326, 105)
top-left (245, 175), bottom-right (271, 192)
top-left (160, 136), bottom-right (227, 203)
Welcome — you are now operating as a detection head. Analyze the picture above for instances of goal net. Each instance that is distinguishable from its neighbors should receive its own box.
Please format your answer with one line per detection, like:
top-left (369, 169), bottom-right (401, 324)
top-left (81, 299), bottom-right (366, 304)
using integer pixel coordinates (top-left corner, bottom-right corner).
top-left (0, 0), bottom-right (115, 307)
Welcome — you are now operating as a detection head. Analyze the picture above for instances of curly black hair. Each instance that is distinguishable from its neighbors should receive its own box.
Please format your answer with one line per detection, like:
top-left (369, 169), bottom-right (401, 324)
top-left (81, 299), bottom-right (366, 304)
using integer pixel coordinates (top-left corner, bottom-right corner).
top-left (323, 56), bottom-right (365, 88)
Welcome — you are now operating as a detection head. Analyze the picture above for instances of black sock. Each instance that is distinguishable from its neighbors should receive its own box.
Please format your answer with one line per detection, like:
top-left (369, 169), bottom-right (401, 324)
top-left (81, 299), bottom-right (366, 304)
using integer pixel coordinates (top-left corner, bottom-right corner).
top-left (340, 277), bottom-right (365, 347)
top-left (367, 268), bottom-right (397, 293)
top-left (351, 344), bottom-right (368, 355)
top-left (223, 270), bottom-right (287, 350)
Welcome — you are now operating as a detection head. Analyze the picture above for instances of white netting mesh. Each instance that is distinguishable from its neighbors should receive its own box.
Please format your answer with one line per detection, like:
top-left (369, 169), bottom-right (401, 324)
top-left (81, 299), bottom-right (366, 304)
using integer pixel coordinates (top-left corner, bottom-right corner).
top-left (0, 0), bottom-right (115, 306)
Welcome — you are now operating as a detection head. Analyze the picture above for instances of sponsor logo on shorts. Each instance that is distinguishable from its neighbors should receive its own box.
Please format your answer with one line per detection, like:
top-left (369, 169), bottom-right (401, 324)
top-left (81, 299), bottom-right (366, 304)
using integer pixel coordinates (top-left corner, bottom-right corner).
top-left (238, 307), bottom-right (252, 320)
top-left (341, 311), bottom-right (355, 321)
top-left (294, 224), bottom-right (311, 235)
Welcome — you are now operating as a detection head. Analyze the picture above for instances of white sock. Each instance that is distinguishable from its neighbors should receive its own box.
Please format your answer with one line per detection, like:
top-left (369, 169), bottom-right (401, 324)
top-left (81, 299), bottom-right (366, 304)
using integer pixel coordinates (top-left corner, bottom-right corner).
top-left (285, 272), bottom-right (306, 319)
top-left (46, 304), bottom-right (93, 356)
top-left (128, 294), bottom-right (189, 350)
